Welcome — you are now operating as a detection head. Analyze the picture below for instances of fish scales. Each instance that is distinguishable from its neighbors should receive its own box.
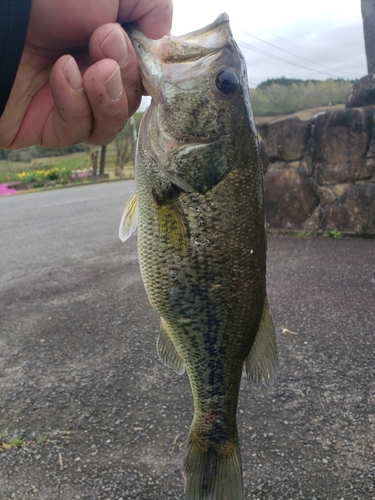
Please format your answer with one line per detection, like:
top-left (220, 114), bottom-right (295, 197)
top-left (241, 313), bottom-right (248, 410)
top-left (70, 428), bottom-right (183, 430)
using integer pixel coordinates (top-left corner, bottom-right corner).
top-left (120, 13), bottom-right (278, 500)
top-left (137, 135), bottom-right (265, 426)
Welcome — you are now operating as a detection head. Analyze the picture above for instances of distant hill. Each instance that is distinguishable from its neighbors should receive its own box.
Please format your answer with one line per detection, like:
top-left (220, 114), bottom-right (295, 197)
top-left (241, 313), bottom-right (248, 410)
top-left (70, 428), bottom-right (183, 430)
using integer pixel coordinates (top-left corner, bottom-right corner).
top-left (250, 78), bottom-right (355, 117)
top-left (257, 77), bottom-right (356, 89)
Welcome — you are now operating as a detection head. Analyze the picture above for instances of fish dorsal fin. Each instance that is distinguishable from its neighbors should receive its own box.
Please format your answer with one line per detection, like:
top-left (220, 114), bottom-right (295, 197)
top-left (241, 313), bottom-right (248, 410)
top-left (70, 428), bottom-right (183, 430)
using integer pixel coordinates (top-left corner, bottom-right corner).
top-left (157, 318), bottom-right (185, 375)
top-left (245, 298), bottom-right (278, 388)
top-left (119, 193), bottom-right (138, 242)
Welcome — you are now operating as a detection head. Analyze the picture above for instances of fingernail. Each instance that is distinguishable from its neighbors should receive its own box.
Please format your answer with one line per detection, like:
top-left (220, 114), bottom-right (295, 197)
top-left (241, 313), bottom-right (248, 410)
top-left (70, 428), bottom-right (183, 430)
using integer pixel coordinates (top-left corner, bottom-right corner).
top-left (101, 28), bottom-right (128, 66)
top-left (105, 66), bottom-right (122, 101)
top-left (63, 57), bottom-right (83, 91)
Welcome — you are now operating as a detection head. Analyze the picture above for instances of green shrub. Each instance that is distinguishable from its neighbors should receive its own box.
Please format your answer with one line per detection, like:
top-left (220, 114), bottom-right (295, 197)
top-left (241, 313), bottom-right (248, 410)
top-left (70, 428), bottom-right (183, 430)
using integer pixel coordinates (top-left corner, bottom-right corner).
top-left (250, 79), bottom-right (354, 116)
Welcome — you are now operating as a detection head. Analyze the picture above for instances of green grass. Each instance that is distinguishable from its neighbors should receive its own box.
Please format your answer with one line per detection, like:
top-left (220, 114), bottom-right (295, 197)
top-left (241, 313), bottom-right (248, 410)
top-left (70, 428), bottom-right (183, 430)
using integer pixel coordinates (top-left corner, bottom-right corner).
top-left (46, 154), bottom-right (89, 171)
top-left (0, 160), bottom-right (31, 181)
top-left (298, 231), bottom-right (314, 238)
top-left (323, 229), bottom-right (343, 239)
top-left (0, 430), bottom-right (49, 451)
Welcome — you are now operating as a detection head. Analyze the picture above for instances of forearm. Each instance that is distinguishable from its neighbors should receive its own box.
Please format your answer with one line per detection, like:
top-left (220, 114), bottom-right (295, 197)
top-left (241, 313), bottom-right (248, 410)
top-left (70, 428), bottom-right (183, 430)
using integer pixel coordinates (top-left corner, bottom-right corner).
top-left (0, 0), bottom-right (32, 116)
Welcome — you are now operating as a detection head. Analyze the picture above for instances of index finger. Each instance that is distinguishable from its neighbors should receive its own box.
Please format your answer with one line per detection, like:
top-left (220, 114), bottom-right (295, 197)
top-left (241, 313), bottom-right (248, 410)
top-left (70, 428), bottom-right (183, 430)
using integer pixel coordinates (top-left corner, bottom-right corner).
top-left (118, 0), bottom-right (173, 39)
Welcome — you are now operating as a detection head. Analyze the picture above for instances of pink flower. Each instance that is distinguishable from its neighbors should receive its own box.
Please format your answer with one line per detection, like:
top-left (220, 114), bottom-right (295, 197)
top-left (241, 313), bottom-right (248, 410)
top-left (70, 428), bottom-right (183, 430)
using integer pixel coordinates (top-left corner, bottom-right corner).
top-left (0, 183), bottom-right (18, 196)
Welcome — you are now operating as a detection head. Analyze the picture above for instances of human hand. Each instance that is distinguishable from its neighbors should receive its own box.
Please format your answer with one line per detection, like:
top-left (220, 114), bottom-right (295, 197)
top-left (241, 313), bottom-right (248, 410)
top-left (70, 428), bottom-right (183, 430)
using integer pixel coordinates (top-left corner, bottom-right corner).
top-left (0, 0), bottom-right (172, 149)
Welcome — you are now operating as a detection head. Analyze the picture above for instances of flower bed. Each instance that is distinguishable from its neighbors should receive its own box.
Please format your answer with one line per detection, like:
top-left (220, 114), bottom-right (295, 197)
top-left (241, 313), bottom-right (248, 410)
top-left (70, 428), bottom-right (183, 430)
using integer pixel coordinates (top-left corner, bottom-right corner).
top-left (0, 183), bottom-right (18, 196)
top-left (16, 166), bottom-right (72, 185)
top-left (0, 168), bottom-right (109, 196)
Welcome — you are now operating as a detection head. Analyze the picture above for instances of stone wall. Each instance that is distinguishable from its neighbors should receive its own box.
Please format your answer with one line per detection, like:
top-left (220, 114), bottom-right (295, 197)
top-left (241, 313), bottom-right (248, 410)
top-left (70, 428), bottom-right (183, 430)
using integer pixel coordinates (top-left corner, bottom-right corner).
top-left (257, 107), bottom-right (375, 235)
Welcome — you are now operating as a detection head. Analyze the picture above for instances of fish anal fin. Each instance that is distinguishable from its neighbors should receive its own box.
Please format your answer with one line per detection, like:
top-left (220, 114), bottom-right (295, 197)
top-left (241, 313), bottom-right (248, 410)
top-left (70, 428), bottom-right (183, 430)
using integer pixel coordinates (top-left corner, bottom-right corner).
top-left (119, 193), bottom-right (138, 242)
top-left (157, 318), bottom-right (185, 375)
top-left (245, 298), bottom-right (278, 388)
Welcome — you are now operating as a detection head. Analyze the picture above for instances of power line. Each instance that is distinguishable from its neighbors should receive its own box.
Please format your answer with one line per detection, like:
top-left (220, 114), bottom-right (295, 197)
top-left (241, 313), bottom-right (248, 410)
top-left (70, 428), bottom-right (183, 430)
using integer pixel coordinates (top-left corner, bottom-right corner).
top-left (237, 40), bottom-right (348, 80)
top-left (241, 30), bottom-right (357, 79)
top-left (261, 28), bottom-right (348, 66)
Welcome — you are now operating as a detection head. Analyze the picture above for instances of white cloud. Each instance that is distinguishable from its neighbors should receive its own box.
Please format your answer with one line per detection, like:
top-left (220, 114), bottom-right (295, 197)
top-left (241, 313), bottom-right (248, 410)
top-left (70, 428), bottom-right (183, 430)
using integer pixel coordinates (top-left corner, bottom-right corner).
top-left (170, 1), bottom-right (366, 83)
top-left (240, 22), bottom-right (367, 85)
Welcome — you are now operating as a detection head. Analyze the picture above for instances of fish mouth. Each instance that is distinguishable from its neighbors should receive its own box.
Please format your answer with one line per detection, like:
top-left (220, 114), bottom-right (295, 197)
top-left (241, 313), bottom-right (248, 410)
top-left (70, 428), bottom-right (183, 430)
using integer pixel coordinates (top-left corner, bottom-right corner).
top-left (124, 14), bottom-right (233, 98)
top-left (126, 13), bottom-right (231, 63)
top-left (177, 12), bottom-right (230, 39)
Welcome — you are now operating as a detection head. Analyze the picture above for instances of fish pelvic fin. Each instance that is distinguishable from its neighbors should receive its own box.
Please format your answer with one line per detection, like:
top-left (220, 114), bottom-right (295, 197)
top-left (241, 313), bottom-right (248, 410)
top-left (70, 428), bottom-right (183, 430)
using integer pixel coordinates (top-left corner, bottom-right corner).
top-left (245, 297), bottom-right (278, 388)
top-left (157, 318), bottom-right (185, 375)
top-left (182, 434), bottom-right (243, 500)
top-left (119, 193), bottom-right (138, 242)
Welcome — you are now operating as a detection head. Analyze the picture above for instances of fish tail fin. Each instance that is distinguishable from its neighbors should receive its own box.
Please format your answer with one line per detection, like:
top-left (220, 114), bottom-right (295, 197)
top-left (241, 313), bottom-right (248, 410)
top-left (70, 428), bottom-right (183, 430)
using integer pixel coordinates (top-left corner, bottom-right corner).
top-left (182, 434), bottom-right (243, 500)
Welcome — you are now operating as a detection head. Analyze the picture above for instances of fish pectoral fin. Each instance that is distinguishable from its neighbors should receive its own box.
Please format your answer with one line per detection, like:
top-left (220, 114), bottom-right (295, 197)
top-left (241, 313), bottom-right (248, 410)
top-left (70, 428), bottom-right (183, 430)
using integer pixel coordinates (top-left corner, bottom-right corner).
top-left (119, 193), bottom-right (138, 242)
top-left (153, 188), bottom-right (189, 248)
top-left (245, 298), bottom-right (278, 388)
top-left (157, 318), bottom-right (185, 375)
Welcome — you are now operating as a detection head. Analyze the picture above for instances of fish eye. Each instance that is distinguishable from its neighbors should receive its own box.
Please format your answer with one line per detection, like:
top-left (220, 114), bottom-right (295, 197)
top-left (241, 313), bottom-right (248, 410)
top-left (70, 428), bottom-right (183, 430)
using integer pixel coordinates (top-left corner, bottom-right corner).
top-left (215, 69), bottom-right (240, 95)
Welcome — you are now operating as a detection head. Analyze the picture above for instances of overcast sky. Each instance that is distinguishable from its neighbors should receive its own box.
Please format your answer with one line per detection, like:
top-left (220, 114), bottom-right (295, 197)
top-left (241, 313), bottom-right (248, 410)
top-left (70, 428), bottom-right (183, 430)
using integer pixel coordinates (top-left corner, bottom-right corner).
top-left (170, 0), bottom-right (367, 86)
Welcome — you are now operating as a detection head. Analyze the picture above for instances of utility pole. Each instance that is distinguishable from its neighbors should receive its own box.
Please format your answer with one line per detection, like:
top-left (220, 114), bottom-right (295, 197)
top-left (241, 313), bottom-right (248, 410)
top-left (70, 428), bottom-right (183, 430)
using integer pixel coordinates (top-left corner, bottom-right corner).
top-left (99, 145), bottom-right (107, 175)
top-left (347, 1), bottom-right (375, 107)
top-left (361, 0), bottom-right (375, 74)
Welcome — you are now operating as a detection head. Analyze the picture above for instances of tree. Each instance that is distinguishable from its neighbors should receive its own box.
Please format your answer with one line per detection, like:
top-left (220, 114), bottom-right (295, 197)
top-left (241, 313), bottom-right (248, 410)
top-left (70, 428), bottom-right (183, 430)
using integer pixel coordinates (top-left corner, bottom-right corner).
top-left (115, 116), bottom-right (137, 177)
top-left (81, 144), bottom-right (99, 174)
top-left (99, 145), bottom-right (106, 175)
top-left (250, 79), bottom-right (353, 116)
top-left (114, 115), bottom-right (140, 177)
top-left (361, 0), bottom-right (375, 74)
top-left (115, 125), bottom-right (133, 176)
top-left (0, 148), bottom-right (9, 160)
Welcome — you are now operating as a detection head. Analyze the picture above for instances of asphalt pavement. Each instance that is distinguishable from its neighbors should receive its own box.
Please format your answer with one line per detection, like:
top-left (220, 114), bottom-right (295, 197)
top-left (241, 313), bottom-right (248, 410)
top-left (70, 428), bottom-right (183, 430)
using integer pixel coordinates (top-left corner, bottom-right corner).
top-left (0, 182), bottom-right (374, 499)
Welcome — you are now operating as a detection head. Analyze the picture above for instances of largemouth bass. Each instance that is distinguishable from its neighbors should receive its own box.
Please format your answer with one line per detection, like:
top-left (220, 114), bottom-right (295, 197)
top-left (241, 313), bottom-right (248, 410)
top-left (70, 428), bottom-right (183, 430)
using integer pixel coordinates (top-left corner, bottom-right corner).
top-left (120, 13), bottom-right (278, 500)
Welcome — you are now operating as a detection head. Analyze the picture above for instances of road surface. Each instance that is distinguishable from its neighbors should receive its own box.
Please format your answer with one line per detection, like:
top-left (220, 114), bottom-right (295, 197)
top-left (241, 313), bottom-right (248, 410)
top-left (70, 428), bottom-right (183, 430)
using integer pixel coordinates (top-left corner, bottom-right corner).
top-left (0, 182), bottom-right (374, 499)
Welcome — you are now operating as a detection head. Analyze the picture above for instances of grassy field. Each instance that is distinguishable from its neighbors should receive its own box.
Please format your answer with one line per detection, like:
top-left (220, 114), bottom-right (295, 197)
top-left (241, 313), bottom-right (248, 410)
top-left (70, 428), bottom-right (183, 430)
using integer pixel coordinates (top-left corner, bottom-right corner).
top-left (0, 142), bottom-right (134, 184)
top-left (254, 104), bottom-right (345, 124)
